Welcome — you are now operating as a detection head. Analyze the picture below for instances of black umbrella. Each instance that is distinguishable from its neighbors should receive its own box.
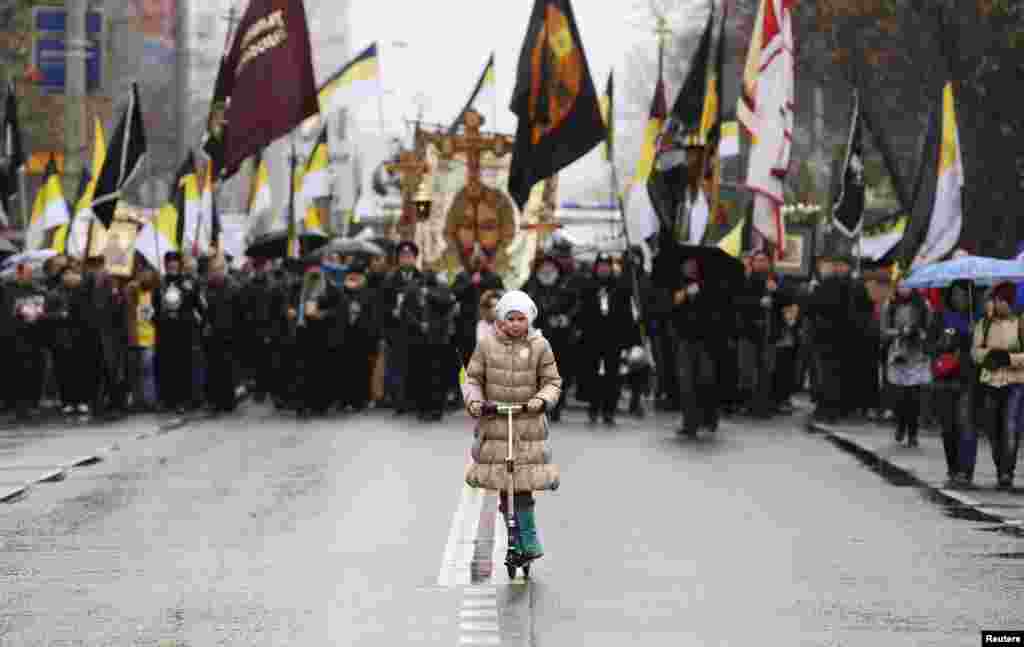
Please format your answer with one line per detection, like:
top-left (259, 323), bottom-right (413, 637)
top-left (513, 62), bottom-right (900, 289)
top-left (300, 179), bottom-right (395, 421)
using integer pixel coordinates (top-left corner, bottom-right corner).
top-left (653, 240), bottom-right (745, 293)
top-left (245, 231), bottom-right (328, 259)
top-left (0, 237), bottom-right (19, 261)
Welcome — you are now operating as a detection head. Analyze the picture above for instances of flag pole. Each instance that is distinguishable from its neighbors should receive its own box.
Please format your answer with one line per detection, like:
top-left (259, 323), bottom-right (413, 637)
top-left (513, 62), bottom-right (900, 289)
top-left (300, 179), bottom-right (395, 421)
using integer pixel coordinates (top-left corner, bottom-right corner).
top-left (610, 144), bottom-right (656, 375)
top-left (288, 139), bottom-right (297, 256)
top-left (376, 42), bottom-right (388, 136)
top-left (491, 53), bottom-right (498, 135)
top-left (17, 164), bottom-right (28, 232)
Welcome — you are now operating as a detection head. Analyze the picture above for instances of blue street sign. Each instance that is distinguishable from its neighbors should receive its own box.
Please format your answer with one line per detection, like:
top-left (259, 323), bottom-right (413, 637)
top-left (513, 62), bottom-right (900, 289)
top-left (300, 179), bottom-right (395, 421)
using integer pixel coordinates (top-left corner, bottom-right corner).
top-left (32, 8), bottom-right (104, 95)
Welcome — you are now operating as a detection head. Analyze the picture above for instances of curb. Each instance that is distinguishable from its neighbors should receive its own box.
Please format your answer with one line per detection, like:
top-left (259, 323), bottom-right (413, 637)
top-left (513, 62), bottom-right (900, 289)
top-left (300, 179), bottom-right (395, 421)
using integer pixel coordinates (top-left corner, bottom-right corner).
top-left (810, 421), bottom-right (1023, 529)
top-left (0, 485), bottom-right (28, 503)
top-left (0, 414), bottom-right (195, 505)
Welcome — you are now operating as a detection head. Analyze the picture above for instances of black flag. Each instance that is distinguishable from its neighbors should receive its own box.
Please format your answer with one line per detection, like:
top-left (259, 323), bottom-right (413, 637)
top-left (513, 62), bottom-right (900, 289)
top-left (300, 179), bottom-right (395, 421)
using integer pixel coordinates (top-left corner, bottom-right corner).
top-left (220, 0), bottom-right (319, 178)
top-left (507, 0), bottom-right (606, 209)
top-left (833, 90), bottom-right (866, 237)
top-left (91, 83), bottom-right (147, 228)
top-left (648, 8), bottom-right (714, 237)
top-left (1, 80), bottom-right (25, 217)
top-left (203, 53), bottom-right (233, 179)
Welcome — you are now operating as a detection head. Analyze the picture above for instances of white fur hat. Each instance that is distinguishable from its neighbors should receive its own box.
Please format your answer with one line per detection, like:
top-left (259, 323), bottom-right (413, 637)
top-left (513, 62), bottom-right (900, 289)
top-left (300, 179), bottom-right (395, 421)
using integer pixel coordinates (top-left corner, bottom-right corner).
top-left (495, 290), bottom-right (538, 325)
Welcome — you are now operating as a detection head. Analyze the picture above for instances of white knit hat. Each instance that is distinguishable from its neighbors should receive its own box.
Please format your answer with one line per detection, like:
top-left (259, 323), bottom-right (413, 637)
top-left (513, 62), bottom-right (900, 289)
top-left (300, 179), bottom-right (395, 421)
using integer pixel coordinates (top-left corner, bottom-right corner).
top-left (495, 290), bottom-right (538, 325)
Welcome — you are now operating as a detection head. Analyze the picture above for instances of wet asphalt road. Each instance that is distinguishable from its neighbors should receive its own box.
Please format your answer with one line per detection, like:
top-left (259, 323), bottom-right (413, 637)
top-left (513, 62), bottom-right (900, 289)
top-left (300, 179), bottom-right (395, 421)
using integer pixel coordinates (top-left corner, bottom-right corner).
top-left (1, 404), bottom-right (1022, 646)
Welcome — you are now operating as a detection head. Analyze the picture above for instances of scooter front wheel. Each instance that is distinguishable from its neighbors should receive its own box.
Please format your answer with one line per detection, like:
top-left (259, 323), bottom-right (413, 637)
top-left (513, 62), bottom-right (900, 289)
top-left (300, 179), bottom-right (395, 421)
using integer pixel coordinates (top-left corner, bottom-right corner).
top-left (522, 564), bottom-right (531, 579)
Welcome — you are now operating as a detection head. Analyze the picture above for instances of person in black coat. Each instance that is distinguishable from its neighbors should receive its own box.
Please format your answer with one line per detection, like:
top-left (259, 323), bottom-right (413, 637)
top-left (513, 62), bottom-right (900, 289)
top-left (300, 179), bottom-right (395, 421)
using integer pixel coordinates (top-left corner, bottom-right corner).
top-left (452, 252), bottom-right (505, 366)
top-left (202, 258), bottom-right (243, 413)
top-left (238, 257), bottom-right (279, 402)
top-left (402, 272), bottom-right (457, 421)
top-left (334, 259), bottom-right (379, 412)
top-left (291, 257), bottom-right (342, 417)
top-left (577, 253), bottom-right (640, 425)
top-left (2, 264), bottom-right (49, 420)
top-left (154, 251), bottom-right (206, 416)
top-left (45, 263), bottom-right (98, 419)
top-left (671, 255), bottom-right (731, 436)
top-left (380, 241), bottom-right (426, 413)
top-left (523, 254), bottom-right (579, 422)
top-left (806, 254), bottom-right (868, 423)
top-left (620, 246), bottom-right (656, 419)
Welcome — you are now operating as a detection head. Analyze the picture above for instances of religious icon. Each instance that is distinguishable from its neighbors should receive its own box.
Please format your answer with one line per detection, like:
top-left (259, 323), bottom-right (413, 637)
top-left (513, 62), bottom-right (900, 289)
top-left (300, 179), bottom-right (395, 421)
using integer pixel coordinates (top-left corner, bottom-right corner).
top-left (102, 220), bottom-right (139, 277)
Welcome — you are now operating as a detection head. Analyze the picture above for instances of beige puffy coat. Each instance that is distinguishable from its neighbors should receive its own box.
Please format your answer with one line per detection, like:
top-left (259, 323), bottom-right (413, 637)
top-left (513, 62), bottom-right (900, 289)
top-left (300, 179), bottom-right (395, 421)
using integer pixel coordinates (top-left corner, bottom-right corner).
top-left (463, 327), bottom-right (562, 492)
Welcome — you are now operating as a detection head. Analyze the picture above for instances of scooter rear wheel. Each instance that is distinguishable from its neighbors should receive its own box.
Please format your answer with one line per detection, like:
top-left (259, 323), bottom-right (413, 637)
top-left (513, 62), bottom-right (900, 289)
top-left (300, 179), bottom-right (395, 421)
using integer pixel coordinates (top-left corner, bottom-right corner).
top-left (522, 564), bottom-right (531, 578)
top-left (506, 564), bottom-right (517, 579)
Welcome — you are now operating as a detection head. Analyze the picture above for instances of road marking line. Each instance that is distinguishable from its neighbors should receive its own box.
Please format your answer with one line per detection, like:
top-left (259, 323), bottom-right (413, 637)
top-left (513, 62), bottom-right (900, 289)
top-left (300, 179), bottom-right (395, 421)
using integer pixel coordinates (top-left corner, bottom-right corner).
top-left (471, 494), bottom-right (498, 583)
top-left (439, 484), bottom-right (484, 587)
top-left (462, 598), bottom-right (498, 608)
top-left (492, 506), bottom-right (508, 578)
top-left (460, 609), bottom-right (499, 619)
top-left (463, 588), bottom-right (498, 597)
top-left (460, 622), bottom-right (500, 632)
top-left (458, 635), bottom-right (500, 645)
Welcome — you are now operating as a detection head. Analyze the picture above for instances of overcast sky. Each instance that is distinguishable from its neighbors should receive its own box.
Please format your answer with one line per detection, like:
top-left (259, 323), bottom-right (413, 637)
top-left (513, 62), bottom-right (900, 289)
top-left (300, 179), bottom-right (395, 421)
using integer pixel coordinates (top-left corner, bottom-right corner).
top-left (345, 0), bottom-right (687, 135)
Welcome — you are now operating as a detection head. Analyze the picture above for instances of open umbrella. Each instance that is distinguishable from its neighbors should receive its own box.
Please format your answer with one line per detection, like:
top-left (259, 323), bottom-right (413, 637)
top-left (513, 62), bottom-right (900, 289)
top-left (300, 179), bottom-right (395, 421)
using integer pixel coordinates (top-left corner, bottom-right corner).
top-left (900, 255), bottom-right (1024, 289)
top-left (245, 231), bottom-right (328, 260)
top-left (0, 238), bottom-right (19, 262)
top-left (0, 249), bottom-right (57, 270)
top-left (322, 237), bottom-right (385, 258)
top-left (652, 241), bottom-right (745, 293)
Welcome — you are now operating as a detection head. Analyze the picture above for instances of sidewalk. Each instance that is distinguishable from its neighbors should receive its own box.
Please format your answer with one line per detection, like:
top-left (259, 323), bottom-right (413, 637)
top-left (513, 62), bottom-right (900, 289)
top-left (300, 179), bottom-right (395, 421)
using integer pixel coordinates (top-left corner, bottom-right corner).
top-left (806, 410), bottom-right (1024, 529)
top-left (0, 412), bottom-right (171, 504)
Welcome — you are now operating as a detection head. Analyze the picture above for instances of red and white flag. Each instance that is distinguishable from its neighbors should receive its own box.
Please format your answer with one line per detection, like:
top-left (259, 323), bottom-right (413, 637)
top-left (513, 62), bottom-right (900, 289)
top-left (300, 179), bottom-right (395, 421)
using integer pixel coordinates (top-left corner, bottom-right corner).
top-left (738, 0), bottom-right (795, 258)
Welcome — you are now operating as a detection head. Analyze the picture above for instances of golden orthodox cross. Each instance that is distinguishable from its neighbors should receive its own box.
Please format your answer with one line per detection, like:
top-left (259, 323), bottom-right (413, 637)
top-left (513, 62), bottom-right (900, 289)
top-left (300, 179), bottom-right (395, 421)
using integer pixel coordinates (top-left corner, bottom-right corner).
top-left (417, 109), bottom-right (513, 201)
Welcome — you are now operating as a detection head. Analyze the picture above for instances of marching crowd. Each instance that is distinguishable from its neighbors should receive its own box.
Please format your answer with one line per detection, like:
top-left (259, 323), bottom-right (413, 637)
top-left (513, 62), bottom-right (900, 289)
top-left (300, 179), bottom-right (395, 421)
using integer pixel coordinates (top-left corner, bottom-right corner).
top-left (0, 236), bottom-right (1019, 490)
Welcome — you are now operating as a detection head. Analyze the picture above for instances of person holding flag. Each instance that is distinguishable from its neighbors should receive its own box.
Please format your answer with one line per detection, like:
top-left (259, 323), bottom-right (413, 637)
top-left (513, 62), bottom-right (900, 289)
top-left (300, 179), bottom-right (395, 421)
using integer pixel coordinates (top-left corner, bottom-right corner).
top-left (154, 251), bottom-right (205, 419)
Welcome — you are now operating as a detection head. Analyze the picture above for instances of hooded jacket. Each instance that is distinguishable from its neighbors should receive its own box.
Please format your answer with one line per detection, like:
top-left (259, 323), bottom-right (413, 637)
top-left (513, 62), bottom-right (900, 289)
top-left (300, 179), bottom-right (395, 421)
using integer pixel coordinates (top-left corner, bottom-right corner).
top-left (464, 326), bottom-right (562, 492)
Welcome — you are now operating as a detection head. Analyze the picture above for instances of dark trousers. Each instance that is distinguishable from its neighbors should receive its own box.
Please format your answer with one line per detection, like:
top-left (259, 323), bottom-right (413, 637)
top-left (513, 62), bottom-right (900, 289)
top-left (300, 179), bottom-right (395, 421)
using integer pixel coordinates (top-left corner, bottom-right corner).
top-left (157, 330), bottom-right (194, 410)
top-left (773, 345), bottom-right (798, 405)
top-left (815, 345), bottom-right (845, 421)
top-left (336, 343), bottom-right (373, 409)
top-left (57, 338), bottom-right (99, 407)
top-left (386, 336), bottom-right (412, 410)
top-left (499, 491), bottom-right (536, 515)
top-left (655, 325), bottom-right (680, 404)
top-left (410, 342), bottom-right (448, 416)
top-left (584, 348), bottom-right (622, 419)
top-left (296, 329), bottom-right (334, 413)
top-left (717, 339), bottom-right (741, 409)
top-left (204, 337), bottom-right (238, 411)
top-left (273, 336), bottom-right (298, 405)
top-left (979, 384), bottom-right (1024, 480)
top-left (547, 331), bottom-right (573, 415)
top-left (11, 342), bottom-right (44, 416)
top-left (890, 384), bottom-right (922, 439)
top-left (739, 337), bottom-right (775, 415)
top-left (248, 334), bottom-right (277, 397)
top-left (677, 338), bottom-right (719, 431)
top-left (934, 382), bottom-right (977, 480)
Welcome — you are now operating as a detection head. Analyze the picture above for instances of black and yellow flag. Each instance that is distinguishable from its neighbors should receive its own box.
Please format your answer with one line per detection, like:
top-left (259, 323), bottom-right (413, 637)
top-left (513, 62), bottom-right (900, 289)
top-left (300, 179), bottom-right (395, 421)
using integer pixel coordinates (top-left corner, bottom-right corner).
top-left (220, 0), bottom-right (319, 178)
top-left (318, 43), bottom-right (380, 114)
top-left (601, 70), bottom-right (614, 161)
top-left (172, 153), bottom-right (199, 250)
top-left (450, 52), bottom-right (497, 134)
top-left (508, 0), bottom-right (606, 209)
top-left (92, 83), bottom-right (147, 229)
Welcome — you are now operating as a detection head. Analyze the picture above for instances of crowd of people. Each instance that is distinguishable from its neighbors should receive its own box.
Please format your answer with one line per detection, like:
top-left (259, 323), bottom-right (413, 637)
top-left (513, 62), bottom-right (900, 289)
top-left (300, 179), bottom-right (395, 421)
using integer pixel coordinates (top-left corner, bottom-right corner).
top-left (0, 235), bottom-right (1018, 490)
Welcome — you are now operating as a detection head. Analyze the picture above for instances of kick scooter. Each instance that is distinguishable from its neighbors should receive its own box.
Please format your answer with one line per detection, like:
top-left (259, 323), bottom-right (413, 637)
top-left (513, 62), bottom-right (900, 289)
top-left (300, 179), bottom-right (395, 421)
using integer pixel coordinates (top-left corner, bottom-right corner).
top-left (482, 401), bottom-right (531, 579)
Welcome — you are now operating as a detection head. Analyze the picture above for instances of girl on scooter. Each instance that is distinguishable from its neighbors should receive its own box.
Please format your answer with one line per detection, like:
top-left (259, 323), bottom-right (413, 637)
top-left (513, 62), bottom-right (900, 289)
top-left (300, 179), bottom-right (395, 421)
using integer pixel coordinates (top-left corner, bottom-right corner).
top-left (464, 290), bottom-right (562, 563)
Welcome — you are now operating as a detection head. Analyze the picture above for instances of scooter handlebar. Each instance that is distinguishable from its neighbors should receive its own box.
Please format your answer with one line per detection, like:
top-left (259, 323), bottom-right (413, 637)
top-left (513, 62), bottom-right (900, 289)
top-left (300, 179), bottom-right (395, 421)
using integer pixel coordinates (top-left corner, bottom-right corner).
top-left (481, 402), bottom-right (525, 417)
